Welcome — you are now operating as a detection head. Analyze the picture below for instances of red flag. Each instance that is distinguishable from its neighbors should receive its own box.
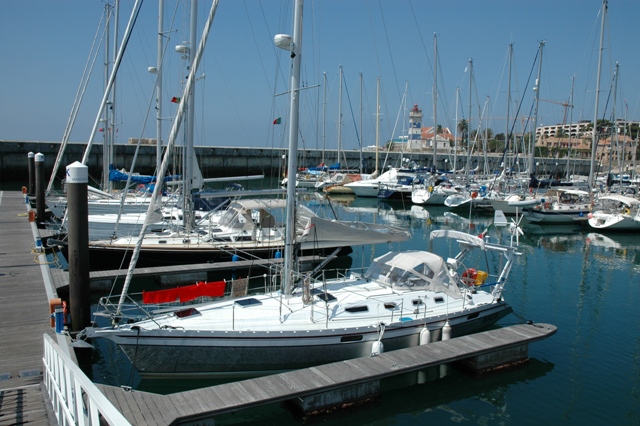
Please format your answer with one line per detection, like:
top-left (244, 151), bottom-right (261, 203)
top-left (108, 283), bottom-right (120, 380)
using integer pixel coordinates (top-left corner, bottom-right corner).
top-left (171, 96), bottom-right (181, 103)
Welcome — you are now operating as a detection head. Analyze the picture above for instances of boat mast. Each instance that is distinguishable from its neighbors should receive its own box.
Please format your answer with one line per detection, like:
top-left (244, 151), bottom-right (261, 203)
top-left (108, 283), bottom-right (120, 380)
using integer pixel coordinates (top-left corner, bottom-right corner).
top-left (322, 72), bottom-right (327, 165)
top-left (467, 58), bottom-right (473, 174)
top-left (80, 0), bottom-right (143, 167)
top-left (116, 0), bottom-right (221, 314)
top-left (338, 65), bottom-right (344, 169)
top-left (531, 41), bottom-right (545, 175)
top-left (588, 0), bottom-right (607, 188)
top-left (359, 72), bottom-right (363, 174)
top-left (101, 1), bottom-right (113, 192)
top-left (565, 75), bottom-right (575, 180)
top-left (183, 0), bottom-right (197, 230)
top-left (432, 34), bottom-right (438, 169)
top-left (283, 0), bottom-right (303, 296)
top-left (504, 43), bottom-right (513, 175)
top-left (156, 0), bottom-right (164, 173)
top-left (610, 62), bottom-right (620, 183)
top-left (375, 76), bottom-right (380, 174)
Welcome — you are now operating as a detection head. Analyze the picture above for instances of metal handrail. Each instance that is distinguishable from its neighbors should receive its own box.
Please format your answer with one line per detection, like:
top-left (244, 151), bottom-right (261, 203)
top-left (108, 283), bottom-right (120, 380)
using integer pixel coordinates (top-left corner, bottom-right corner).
top-left (43, 334), bottom-right (131, 426)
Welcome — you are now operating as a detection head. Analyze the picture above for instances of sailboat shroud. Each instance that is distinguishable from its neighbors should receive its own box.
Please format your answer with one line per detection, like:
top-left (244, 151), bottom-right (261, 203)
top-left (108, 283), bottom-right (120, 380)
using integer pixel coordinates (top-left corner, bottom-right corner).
top-left (81, 0), bottom-right (515, 379)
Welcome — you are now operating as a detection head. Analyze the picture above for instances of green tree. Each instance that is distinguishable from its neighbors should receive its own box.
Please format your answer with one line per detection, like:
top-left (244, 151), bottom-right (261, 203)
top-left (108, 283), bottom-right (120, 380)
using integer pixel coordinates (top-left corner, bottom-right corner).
top-left (457, 119), bottom-right (468, 135)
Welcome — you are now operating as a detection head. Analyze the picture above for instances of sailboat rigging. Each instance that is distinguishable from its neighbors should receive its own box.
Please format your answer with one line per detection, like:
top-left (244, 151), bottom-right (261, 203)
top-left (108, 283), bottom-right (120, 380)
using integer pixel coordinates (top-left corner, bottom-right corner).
top-left (80, 0), bottom-right (519, 380)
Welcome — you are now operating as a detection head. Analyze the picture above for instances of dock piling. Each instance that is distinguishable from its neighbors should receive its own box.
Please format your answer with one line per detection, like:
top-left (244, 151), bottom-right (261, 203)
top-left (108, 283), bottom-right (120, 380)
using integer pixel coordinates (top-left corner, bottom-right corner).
top-left (27, 151), bottom-right (35, 195)
top-left (66, 161), bottom-right (91, 332)
top-left (34, 152), bottom-right (45, 223)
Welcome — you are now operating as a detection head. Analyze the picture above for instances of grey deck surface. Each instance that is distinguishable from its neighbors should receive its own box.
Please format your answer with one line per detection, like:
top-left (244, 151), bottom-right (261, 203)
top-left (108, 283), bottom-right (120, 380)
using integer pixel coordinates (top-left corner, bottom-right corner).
top-left (96, 322), bottom-right (557, 425)
top-left (0, 191), bottom-right (56, 390)
top-left (0, 191), bottom-right (57, 424)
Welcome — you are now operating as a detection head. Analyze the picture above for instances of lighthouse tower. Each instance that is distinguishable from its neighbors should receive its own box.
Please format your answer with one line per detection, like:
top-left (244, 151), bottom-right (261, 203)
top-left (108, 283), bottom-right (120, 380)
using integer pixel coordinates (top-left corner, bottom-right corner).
top-left (408, 104), bottom-right (422, 152)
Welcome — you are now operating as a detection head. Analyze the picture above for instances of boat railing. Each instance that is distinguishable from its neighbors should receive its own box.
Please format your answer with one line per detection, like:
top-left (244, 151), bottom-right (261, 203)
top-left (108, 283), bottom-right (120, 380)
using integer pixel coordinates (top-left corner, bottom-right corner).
top-left (43, 334), bottom-right (132, 426)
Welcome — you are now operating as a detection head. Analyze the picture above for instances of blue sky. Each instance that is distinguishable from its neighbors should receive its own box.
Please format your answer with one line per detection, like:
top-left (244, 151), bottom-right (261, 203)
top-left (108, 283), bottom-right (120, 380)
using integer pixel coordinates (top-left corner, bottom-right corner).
top-left (1, 0), bottom-right (638, 155)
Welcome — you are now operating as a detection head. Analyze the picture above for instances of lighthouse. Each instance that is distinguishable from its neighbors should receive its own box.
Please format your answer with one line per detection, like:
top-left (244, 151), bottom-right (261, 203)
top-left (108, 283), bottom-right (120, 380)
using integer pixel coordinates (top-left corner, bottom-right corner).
top-left (408, 104), bottom-right (422, 152)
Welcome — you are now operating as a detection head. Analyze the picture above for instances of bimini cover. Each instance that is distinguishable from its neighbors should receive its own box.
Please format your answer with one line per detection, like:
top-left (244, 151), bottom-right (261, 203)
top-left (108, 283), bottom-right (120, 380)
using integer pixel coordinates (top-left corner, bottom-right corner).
top-left (364, 251), bottom-right (462, 299)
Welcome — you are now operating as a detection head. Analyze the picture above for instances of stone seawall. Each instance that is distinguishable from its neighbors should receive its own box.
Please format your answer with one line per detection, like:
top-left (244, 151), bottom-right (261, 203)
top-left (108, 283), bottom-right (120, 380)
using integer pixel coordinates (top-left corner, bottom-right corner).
top-left (0, 140), bottom-right (592, 184)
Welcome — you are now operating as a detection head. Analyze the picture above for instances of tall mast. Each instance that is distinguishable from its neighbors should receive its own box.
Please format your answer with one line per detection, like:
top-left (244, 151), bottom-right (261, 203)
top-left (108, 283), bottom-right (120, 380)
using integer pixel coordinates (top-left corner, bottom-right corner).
top-left (610, 62), bottom-right (620, 179)
top-left (375, 76), bottom-right (380, 174)
top-left (156, 0), bottom-right (164, 172)
top-left (282, 0), bottom-right (303, 296)
top-left (183, 0), bottom-right (197, 230)
top-left (338, 65), bottom-right (344, 168)
top-left (453, 87), bottom-right (459, 171)
top-left (531, 41), bottom-right (545, 174)
top-left (101, 2), bottom-right (112, 191)
top-left (432, 34), bottom-right (438, 168)
top-left (322, 72), bottom-right (326, 164)
top-left (117, 0), bottom-right (220, 313)
top-left (359, 72), bottom-right (363, 174)
top-left (80, 0), bottom-right (143, 166)
top-left (565, 75), bottom-right (575, 179)
top-left (588, 0), bottom-right (607, 188)
top-left (505, 43), bottom-right (513, 174)
top-left (467, 58), bottom-right (473, 173)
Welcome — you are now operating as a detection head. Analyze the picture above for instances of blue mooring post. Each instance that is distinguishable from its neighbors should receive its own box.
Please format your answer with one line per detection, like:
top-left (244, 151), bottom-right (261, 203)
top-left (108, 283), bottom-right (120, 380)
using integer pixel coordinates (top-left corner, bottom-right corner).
top-left (66, 161), bottom-right (91, 332)
top-left (54, 306), bottom-right (64, 334)
top-left (34, 153), bottom-right (45, 223)
top-left (27, 152), bottom-right (35, 196)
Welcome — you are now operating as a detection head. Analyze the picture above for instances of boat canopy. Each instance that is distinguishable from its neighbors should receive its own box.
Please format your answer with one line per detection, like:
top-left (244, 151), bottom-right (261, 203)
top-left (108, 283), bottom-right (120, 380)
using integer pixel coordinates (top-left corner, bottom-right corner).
top-left (430, 229), bottom-right (486, 249)
top-left (598, 194), bottom-right (640, 206)
top-left (364, 250), bottom-right (462, 298)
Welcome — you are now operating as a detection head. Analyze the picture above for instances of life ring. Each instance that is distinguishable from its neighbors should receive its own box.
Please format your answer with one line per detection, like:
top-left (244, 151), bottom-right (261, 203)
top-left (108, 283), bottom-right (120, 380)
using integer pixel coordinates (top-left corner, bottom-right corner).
top-left (428, 186), bottom-right (434, 192)
top-left (461, 268), bottom-right (477, 285)
top-left (623, 207), bottom-right (631, 215)
top-left (471, 191), bottom-right (478, 199)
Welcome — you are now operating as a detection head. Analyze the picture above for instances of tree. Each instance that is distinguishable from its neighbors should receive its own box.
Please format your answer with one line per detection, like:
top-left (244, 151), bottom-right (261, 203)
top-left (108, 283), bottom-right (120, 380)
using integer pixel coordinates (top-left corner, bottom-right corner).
top-left (457, 119), bottom-right (468, 135)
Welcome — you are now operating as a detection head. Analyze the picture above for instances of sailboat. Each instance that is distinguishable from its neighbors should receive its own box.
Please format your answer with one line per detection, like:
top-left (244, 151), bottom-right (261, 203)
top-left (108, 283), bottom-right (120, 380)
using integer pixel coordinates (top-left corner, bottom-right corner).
top-left (81, 0), bottom-right (517, 378)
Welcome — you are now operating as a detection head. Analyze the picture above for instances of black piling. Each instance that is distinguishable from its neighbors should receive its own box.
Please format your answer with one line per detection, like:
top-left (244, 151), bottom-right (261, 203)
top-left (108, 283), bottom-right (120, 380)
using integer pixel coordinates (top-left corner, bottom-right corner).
top-left (27, 151), bottom-right (35, 195)
top-left (34, 152), bottom-right (46, 223)
top-left (66, 161), bottom-right (91, 332)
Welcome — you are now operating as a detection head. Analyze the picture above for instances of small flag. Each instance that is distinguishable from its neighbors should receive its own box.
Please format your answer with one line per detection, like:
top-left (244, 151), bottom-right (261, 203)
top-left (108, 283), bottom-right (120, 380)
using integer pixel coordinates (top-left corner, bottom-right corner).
top-left (273, 117), bottom-right (281, 125)
top-left (171, 97), bottom-right (181, 103)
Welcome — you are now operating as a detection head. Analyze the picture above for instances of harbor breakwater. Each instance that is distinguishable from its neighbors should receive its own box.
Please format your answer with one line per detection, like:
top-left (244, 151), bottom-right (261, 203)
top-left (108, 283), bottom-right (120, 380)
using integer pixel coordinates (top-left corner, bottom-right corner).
top-left (0, 140), bottom-right (593, 184)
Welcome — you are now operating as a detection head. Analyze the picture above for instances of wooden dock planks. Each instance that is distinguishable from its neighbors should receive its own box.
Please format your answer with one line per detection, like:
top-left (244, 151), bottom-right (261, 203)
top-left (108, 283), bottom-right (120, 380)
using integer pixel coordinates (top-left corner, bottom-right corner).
top-left (0, 191), bottom-right (56, 391)
top-left (96, 322), bottom-right (556, 425)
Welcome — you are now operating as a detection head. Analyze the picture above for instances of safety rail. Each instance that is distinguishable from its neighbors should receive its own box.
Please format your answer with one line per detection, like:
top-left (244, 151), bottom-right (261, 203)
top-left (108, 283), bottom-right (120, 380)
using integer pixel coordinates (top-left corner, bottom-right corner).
top-left (43, 334), bottom-right (131, 426)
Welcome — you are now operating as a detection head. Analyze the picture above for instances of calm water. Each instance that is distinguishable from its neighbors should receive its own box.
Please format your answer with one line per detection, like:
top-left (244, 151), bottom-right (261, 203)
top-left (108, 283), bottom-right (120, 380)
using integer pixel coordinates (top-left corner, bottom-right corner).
top-left (84, 192), bottom-right (640, 425)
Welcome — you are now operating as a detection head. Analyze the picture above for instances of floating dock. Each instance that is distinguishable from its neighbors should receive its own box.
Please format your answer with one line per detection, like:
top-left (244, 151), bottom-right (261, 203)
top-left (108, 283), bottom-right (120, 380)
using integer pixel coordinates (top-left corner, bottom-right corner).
top-left (96, 322), bottom-right (556, 425)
